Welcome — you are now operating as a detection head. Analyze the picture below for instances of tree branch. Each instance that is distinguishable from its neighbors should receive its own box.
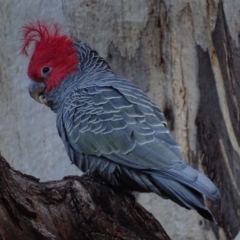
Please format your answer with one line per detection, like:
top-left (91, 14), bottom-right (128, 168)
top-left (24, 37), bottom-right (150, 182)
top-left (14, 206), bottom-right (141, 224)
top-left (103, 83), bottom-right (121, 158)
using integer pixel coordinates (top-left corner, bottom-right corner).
top-left (0, 154), bottom-right (170, 240)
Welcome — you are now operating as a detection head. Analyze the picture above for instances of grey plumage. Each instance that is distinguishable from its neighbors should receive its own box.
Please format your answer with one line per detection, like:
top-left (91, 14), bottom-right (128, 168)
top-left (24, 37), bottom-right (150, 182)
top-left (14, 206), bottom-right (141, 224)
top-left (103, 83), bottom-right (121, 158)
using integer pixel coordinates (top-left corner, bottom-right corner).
top-left (47, 41), bottom-right (220, 222)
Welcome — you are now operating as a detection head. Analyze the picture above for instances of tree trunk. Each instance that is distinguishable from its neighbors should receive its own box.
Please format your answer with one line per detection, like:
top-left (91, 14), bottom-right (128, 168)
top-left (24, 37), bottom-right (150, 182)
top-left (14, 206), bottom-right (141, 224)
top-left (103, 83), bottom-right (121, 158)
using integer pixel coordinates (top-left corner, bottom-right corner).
top-left (0, 0), bottom-right (239, 239)
top-left (0, 154), bottom-right (169, 240)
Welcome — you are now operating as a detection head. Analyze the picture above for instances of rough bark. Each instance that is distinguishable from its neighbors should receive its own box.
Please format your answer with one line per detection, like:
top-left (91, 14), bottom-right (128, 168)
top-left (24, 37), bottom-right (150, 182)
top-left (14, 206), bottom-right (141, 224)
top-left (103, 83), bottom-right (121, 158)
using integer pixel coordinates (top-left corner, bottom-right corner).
top-left (196, 2), bottom-right (240, 239)
top-left (0, 155), bottom-right (170, 240)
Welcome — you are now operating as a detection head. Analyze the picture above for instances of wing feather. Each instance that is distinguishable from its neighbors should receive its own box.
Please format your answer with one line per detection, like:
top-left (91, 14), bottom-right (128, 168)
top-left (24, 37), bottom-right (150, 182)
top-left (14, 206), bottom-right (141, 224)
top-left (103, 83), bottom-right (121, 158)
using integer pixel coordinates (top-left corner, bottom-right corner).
top-left (58, 77), bottom-right (182, 171)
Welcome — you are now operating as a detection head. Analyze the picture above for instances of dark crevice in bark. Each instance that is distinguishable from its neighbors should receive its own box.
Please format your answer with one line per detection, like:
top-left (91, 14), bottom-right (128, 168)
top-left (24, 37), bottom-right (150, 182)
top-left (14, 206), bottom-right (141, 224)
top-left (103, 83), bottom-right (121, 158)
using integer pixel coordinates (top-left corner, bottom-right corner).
top-left (212, 2), bottom-right (240, 238)
top-left (196, 45), bottom-right (224, 240)
top-left (196, 2), bottom-right (240, 238)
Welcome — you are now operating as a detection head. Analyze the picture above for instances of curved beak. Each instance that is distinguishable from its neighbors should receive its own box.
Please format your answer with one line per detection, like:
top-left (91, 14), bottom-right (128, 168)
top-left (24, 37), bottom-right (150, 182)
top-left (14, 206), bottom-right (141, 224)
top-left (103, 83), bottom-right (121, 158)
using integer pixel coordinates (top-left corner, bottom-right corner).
top-left (28, 81), bottom-right (47, 105)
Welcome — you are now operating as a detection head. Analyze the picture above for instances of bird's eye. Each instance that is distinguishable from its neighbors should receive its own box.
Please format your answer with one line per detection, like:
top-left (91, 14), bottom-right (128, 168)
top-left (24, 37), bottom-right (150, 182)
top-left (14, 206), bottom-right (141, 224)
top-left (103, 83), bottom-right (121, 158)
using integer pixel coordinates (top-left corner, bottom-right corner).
top-left (41, 66), bottom-right (51, 78)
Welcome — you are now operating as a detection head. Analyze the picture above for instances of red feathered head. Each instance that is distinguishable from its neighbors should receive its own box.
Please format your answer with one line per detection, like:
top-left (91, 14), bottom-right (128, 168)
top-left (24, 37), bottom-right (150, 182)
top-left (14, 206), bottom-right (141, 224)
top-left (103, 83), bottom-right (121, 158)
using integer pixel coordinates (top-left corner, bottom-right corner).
top-left (20, 21), bottom-right (78, 91)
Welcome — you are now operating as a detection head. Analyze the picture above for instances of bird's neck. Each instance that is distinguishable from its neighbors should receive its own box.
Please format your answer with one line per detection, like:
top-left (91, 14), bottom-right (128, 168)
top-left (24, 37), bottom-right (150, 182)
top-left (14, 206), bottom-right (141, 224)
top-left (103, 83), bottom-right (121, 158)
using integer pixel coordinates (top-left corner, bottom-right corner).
top-left (46, 41), bottom-right (112, 113)
top-left (74, 40), bottom-right (112, 74)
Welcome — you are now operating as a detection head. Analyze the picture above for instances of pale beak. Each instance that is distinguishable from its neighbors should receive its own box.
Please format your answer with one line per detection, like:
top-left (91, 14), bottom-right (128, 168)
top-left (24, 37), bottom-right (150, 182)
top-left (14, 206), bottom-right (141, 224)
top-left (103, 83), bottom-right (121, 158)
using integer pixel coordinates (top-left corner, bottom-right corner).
top-left (28, 81), bottom-right (48, 105)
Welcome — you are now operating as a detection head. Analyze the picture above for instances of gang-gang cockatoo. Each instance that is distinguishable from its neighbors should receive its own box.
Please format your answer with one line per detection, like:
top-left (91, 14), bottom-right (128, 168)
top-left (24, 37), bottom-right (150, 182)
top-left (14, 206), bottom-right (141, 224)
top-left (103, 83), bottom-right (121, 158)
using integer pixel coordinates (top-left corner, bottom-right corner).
top-left (20, 21), bottom-right (220, 223)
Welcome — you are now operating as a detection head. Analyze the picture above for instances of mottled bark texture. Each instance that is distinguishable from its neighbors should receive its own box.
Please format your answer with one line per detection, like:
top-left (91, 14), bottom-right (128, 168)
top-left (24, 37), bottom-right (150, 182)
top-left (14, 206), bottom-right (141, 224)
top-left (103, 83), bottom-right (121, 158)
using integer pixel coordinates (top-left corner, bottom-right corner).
top-left (196, 2), bottom-right (240, 239)
top-left (0, 155), bottom-right (170, 240)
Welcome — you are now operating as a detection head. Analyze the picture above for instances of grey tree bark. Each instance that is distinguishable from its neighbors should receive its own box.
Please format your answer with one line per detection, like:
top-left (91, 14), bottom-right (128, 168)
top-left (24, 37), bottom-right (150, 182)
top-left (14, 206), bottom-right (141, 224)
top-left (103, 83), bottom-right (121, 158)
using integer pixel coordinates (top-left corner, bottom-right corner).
top-left (0, 0), bottom-right (239, 239)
